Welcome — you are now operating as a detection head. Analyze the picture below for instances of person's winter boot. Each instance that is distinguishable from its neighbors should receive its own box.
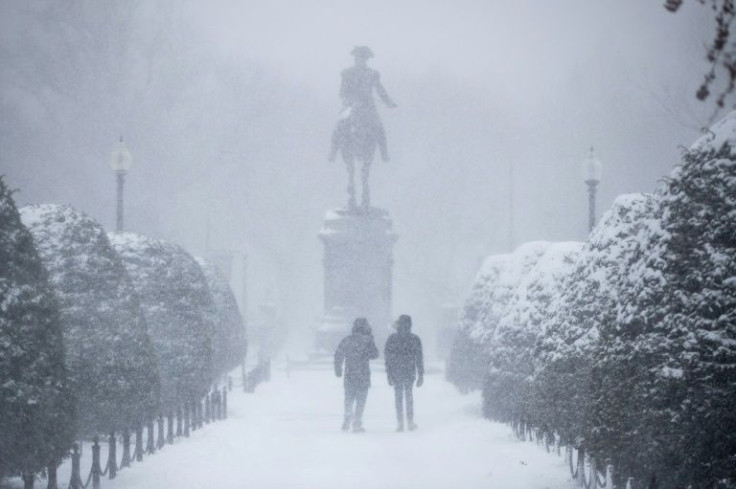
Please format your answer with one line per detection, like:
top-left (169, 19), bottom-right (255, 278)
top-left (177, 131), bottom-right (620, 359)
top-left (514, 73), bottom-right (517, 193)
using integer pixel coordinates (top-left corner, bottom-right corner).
top-left (408, 421), bottom-right (418, 431)
top-left (352, 423), bottom-right (365, 433)
top-left (396, 423), bottom-right (404, 432)
top-left (341, 417), bottom-right (351, 431)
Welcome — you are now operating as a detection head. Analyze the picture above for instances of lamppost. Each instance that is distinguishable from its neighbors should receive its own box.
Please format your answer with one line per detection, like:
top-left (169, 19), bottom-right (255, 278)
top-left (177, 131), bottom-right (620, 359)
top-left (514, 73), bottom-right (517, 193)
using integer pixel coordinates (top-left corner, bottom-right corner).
top-left (582, 147), bottom-right (602, 233)
top-left (110, 137), bottom-right (132, 232)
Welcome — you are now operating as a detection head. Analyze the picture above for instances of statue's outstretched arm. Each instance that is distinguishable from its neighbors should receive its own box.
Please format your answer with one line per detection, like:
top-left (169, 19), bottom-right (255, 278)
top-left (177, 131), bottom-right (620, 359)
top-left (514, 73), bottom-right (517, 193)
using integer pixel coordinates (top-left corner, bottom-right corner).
top-left (375, 73), bottom-right (397, 108)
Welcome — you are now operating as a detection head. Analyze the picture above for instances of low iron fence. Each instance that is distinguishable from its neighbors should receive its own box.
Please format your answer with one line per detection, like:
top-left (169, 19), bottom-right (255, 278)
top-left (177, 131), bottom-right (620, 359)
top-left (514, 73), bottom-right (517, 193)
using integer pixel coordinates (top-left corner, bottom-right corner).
top-left (510, 420), bottom-right (644, 489)
top-left (19, 359), bottom-right (271, 489)
top-left (244, 358), bottom-right (270, 393)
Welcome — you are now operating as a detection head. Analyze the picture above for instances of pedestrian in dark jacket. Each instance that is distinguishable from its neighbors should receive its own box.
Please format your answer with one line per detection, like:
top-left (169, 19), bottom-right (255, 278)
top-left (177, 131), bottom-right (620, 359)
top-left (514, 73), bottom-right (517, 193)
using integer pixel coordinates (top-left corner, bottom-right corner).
top-left (334, 317), bottom-right (379, 432)
top-left (384, 314), bottom-right (424, 432)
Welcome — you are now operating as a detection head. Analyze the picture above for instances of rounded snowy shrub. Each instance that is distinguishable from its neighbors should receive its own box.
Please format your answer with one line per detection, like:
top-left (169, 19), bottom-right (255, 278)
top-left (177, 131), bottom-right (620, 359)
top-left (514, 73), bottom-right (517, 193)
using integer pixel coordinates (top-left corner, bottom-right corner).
top-left (20, 204), bottom-right (159, 437)
top-left (0, 180), bottom-right (73, 478)
top-left (195, 257), bottom-right (246, 378)
top-left (531, 193), bottom-right (658, 446)
top-left (109, 232), bottom-right (213, 412)
top-left (447, 254), bottom-right (509, 392)
top-left (482, 242), bottom-right (581, 424)
top-left (593, 116), bottom-right (736, 488)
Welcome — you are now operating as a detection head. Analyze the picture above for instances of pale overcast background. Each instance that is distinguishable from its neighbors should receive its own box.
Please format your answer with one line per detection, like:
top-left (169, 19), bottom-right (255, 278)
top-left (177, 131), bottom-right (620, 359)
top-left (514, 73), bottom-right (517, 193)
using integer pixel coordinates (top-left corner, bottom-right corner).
top-left (0, 0), bottom-right (721, 353)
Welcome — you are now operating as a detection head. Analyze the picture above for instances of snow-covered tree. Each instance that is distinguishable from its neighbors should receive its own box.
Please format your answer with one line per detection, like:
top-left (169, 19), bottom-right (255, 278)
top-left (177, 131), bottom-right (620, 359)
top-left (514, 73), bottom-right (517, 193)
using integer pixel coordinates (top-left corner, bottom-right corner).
top-left (109, 233), bottom-right (213, 412)
top-left (195, 257), bottom-right (246, 378)
top-left (20, 205), bottom-right (159, 437)
top-left (531, 194), bottom-right (659, 446)
top-left (0, 180), bottom-right (73, 478)
top-left (447, 254), bottom-right (509, 392)
top-left (593, 113), bottom-right (736, 488)
top-left (450, 112), bottom-right (735, 488)
top-left (483, 242), bottom-right (581, 424)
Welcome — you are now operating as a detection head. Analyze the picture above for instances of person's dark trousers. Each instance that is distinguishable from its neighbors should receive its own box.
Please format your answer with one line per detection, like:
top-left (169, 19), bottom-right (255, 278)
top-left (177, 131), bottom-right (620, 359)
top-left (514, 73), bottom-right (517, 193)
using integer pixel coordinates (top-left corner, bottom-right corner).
top-left (344, 385), bottom-right (369, 430)
top-left (393, 381), bottom-right (414, 429)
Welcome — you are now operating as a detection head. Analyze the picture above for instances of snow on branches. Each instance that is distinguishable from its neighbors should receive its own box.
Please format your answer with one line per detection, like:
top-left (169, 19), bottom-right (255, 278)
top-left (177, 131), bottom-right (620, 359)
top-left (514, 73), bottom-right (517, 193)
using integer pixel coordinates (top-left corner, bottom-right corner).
top-left (0, 179), bottom-right (74, 477)
top-left (449, 111), bottom-right (736, 488)
top-left (195, 257), bottom-right (247, 378)
top-left (109, 232), bottom-right (214, 412)
top-left (20, 204), bottom-right (159, 437)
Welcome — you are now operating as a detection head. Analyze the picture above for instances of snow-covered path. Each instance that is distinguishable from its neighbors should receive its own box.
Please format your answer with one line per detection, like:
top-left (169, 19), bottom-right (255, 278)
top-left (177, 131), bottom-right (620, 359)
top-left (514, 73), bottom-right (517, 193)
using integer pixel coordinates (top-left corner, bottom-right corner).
top-left (102, 363), bottom-right (576, 489)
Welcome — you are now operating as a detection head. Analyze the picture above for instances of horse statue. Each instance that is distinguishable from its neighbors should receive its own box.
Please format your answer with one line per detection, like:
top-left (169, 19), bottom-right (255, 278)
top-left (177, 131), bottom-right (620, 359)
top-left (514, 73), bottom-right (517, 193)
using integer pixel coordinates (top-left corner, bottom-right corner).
top-left (328, 46), bottom-right (396, 211)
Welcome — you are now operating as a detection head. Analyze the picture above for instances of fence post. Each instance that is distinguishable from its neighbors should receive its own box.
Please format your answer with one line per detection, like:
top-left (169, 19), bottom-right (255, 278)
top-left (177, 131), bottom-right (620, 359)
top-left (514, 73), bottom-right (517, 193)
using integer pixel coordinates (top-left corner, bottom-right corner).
top-left (191, 401), bottom-right (197, 431)
top-left (577, 447), bottom-right (586, 487)
top-left (146, 420), bottom-right (155, 454)
top-left (626, 477), bottom-right (635, 489)
top-left (167, 412), bottom-right (174, 444)
top-left (70, 443), bottom-right (81, 489)
top-left (121, 428), bottom-right (131, 468)
top-left (176, 407), bottom-right (183, 437)
top-left (108, 431), bottom-right (117, 479)
top-left (184, 403), bottom-right (190, 437)
top-left (606, 463), bottom-right (614, 489)
top-left (21, 472), bottom-right (33, 489)
top-left (223, 387), bottom-right (228, 419)
top-left (197, 399), bottom-right (204, 429)
top-left (92, 436), bottom-right (101, 489)
top-left (135, 425), bottom-right (144, 462)
top-left (589, 456), bottom-right (597, 489)
top-left (214, 390), bottom-right (220, 421)
top-left (157, 414), bottom-right (165, 449)
top-left (205, 394), bottom-right (211, 424)
top-left (47, 461), bottom-right (58, 489)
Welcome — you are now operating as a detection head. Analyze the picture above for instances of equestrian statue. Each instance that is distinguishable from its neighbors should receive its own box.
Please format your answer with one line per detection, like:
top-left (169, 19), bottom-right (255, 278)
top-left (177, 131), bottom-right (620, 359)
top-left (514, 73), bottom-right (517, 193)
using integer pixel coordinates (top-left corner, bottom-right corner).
top-left (328, 46), bottom-right (397, 211)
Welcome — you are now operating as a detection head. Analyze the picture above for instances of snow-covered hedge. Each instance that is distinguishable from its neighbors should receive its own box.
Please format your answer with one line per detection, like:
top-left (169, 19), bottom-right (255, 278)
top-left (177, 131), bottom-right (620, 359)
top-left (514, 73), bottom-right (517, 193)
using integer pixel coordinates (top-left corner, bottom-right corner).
top-left (0, 179), bottom-right (74, 478)
top-left (450, 112), bottom-right (736, 488)
top-left (109, 232), bottom-right (214, 412)
top-left (20, 205), bottom-right (159, 437)
top-left (530, 193), bottom-right (659, 445)
top-left (587, 118), bottom-right (736, 488)
top-left (196, 257), bottom-right (247, 377)
top-left (483, 242), bottom-right (581, 424)
top-left (446, 254), bottom-right (509, 391)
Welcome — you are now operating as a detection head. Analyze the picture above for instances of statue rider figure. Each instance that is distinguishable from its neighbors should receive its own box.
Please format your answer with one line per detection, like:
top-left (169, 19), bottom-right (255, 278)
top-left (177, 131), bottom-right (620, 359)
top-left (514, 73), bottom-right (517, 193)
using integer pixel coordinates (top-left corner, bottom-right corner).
top-left (329, 46), bottom-right (397, 164)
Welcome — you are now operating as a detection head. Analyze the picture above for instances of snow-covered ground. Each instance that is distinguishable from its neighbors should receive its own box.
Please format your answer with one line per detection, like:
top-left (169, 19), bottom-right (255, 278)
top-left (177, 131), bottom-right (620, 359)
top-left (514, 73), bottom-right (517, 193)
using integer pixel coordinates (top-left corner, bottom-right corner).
top-left (87, 362), bottom-right (576, 489)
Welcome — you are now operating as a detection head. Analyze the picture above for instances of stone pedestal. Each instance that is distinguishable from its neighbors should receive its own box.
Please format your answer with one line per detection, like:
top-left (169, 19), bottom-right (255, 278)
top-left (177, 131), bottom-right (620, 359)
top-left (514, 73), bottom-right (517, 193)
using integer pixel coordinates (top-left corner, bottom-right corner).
top-left (316, 207), bottom-right (398, 353)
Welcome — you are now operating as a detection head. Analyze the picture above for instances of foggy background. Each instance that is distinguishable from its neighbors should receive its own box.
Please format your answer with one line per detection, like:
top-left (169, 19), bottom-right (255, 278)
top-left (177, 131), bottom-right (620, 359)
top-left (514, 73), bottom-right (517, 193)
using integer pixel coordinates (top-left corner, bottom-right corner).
top-left (0, 0), bottom-right (719, 355)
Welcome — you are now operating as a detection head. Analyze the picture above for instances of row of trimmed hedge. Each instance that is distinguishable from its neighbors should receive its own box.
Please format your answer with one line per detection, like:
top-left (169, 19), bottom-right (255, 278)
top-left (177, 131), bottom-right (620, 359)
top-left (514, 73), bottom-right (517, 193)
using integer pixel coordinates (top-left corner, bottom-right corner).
top-left (0, 178), bottom-right (246, 480)
top-left (448, 114), bottom-right (736, 488)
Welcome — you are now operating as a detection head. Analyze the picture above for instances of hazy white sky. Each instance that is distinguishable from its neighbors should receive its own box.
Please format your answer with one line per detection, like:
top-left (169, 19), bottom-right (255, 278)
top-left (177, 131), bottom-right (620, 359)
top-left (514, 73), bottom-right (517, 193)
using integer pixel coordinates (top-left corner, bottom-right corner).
top-left (0, 0), bottom-right (721, 351)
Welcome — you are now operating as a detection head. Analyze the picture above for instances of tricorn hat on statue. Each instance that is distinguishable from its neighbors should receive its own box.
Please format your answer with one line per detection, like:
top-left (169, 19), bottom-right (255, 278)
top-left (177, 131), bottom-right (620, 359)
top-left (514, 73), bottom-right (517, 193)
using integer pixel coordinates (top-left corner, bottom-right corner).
top-left (351, 45), bottom-right (374, 59)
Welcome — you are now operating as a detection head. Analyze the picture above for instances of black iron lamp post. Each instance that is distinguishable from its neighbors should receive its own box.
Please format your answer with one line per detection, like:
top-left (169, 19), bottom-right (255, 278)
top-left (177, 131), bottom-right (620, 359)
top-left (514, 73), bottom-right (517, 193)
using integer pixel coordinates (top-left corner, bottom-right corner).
top-left (110, 137), bottom-right (133, 232)
top-left (582, 147), bottom-right (602, 233)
